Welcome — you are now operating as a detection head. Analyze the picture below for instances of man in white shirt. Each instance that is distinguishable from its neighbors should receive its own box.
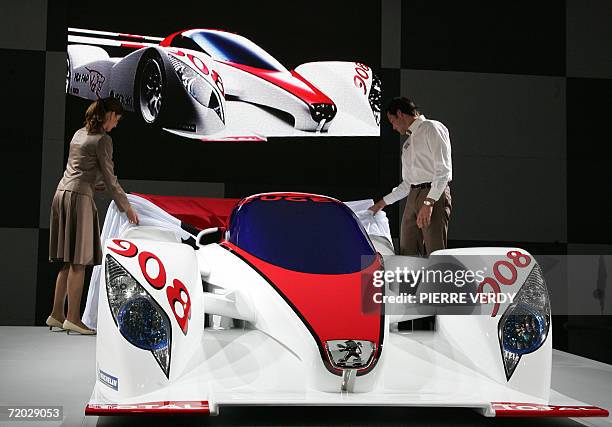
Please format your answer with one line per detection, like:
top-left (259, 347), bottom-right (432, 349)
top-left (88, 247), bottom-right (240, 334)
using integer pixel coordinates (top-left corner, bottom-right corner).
top-left (369, 97), bottom-right (452, 256)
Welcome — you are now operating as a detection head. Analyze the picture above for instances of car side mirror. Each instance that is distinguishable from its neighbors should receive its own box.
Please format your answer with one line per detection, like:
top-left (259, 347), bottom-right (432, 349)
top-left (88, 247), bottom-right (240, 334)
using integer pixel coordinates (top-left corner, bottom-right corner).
top-left (196, 227), bottom-right (224, 247)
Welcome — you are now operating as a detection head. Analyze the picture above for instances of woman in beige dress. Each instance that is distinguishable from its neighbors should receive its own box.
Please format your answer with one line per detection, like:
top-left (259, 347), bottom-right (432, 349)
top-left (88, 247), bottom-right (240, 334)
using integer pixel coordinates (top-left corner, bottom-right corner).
top-left (47, 98), bottom-right (139, 335)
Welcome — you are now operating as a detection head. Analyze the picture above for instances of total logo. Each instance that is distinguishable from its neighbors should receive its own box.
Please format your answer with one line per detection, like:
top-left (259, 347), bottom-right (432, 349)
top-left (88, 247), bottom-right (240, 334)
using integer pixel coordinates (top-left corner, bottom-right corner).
top-left (86, 401), bottom-right (211, 415)
top-left (240, 194), bottom-right (338, 206)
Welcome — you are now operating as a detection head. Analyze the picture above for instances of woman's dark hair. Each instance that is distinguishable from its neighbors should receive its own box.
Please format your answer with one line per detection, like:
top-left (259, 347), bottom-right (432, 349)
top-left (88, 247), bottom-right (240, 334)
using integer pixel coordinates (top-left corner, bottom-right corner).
top-left (84, 97), bottom-right (124, 133)
top-left (386, 97), bottom-right (420, 117)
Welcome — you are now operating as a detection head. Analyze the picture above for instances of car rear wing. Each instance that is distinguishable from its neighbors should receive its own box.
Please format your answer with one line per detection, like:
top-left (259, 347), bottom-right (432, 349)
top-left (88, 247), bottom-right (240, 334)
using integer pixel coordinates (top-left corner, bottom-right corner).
top-left (68, 27), bottom-right (162, 49)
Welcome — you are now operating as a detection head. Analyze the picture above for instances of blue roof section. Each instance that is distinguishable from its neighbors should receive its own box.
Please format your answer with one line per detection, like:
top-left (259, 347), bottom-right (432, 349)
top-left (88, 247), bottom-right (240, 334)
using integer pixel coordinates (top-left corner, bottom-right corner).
top-left (227, 195), bottom-right (376, 274)
top-left (186, 30), bottom-right (288, 72)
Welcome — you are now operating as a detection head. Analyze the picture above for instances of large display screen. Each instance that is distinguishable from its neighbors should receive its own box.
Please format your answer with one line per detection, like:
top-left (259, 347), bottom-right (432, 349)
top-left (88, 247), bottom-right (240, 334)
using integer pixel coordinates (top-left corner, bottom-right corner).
top-left (66, 2), bottom-right (381, 142)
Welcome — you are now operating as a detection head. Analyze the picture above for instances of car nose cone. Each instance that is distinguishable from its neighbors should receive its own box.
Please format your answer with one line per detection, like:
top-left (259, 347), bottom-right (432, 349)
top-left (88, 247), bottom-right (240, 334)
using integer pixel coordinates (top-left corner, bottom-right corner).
top-left (325, 340), bottom-right (376, 369)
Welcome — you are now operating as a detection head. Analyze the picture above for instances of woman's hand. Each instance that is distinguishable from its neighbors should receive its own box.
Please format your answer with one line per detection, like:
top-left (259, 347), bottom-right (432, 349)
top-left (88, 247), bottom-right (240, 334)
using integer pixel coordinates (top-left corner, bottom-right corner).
top-left (127, 206), bottom-right (139, 225)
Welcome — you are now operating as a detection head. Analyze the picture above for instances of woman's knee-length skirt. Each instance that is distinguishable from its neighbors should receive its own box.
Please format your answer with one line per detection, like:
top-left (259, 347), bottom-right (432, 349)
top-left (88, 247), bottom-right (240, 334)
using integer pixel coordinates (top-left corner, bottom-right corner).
top-left (49, 189), bottom-right (102, 266)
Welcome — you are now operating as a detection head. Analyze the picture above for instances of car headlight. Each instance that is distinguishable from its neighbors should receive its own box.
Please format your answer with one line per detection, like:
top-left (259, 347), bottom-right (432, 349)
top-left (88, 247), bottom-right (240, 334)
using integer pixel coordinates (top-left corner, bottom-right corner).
top-left (309, 103), bottom-right (337, 124)
top-left (105, 255), bottom-right (172, 378)
top-left (368, 73), bottom-right (381, 126)
top-left (498, 264), bottom-right (550, 380)
top-left (169, 56), bottom-right (224, 123)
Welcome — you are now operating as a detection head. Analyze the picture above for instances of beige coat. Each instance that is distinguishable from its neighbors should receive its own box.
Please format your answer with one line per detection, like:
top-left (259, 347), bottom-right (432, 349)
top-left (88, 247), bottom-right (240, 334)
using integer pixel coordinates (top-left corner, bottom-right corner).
top-left (57, 128), bottom-right (130, 211)
top-left (49, 128), bottom-right (129, 265)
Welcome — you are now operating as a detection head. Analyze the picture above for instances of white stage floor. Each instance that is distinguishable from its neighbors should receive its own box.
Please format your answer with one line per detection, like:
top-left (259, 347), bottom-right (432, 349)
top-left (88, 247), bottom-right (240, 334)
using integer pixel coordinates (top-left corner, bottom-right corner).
top-left (0, 326), bottom-right (610, 427)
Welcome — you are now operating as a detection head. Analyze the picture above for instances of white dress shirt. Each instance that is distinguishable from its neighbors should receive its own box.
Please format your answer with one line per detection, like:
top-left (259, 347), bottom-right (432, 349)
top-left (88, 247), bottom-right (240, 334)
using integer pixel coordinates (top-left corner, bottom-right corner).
top-left (383, 115), bottom-right (452, 205)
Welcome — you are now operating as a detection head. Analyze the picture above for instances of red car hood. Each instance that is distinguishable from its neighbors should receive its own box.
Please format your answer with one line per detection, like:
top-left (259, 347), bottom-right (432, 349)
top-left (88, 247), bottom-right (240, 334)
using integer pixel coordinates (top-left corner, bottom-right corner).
top-left (221, 241), bottom-right (384, 376)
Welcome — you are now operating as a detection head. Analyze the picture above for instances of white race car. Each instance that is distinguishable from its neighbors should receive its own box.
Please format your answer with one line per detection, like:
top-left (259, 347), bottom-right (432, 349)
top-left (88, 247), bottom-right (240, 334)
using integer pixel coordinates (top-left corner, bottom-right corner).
top-left (67, 28), bottom-right (381, 141)
top-left (84, 193), bottom-right (608, 418)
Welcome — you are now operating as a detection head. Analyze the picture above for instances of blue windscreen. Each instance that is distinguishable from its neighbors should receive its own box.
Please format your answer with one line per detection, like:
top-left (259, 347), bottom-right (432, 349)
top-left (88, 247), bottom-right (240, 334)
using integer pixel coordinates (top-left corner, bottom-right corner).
top-left (187, 31), bottom-right (288, 72)
top-left (227, 196), bottom-right (376, 274)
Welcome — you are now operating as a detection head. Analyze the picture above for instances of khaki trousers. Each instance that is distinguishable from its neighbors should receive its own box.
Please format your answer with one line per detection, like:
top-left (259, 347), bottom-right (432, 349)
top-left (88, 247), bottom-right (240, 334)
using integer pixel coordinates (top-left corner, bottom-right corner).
top-left (400, 186), bottom-right (452, 256)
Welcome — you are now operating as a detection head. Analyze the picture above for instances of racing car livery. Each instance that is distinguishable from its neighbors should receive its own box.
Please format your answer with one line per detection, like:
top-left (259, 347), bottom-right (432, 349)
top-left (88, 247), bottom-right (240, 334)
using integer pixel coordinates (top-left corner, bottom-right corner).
top-left (84, 193), bottom-right (608, 418)
top-left (67, 28), bottom-right (381, 141)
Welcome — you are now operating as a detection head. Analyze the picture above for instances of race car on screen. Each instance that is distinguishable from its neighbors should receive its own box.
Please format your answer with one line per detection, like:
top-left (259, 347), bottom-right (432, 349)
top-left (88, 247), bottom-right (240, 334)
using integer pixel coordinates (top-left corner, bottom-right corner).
top-left (66, 28), bottom-right (381, 140)
top-left (83, 192), bottom-right (607, 418)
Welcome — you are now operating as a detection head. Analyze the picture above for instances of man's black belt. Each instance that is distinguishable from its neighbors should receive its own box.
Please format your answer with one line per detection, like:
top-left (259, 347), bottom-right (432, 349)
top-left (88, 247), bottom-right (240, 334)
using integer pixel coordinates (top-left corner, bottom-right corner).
top-left (410, 181), bottom-right (452, 189)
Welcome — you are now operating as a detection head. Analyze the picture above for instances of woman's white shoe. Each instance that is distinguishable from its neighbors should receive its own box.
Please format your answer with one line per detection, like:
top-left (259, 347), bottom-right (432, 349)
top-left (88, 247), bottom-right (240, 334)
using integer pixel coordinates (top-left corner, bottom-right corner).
top-left (62, 320), bottom-right (96, 335)
top-left (46, 316), bottom-right (64, 330)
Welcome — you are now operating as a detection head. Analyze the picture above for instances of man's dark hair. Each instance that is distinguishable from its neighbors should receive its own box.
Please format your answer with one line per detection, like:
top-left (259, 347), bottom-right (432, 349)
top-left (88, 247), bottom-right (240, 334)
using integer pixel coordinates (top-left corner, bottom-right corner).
top-left (386, 97), bottom-right (420, 117)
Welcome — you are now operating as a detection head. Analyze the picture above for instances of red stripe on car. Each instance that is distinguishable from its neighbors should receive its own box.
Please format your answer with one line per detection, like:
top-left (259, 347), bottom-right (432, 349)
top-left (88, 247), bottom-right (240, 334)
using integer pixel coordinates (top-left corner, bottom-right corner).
top-left (120, 43), bottom-right (145, 49)
top-left (219, 60), bottom-right (335, 106)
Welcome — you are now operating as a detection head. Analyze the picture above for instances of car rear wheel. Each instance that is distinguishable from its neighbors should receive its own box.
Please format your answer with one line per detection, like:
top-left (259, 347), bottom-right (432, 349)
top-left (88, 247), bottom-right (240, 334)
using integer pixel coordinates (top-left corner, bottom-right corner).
top-left (135, 50), bottom-right (165, 124)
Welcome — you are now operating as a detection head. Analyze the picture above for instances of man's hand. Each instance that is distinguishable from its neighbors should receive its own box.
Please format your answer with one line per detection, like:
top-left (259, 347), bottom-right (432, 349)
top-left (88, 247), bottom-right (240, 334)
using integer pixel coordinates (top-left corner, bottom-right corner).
top-left (416, 204), bottom-right (433, 229)
top-left (369, 199), bottom-right (387, 215)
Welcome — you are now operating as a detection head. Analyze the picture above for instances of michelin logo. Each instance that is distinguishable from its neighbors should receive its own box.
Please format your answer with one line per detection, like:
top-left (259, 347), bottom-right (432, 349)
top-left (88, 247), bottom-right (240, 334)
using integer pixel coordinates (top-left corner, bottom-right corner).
top-left (98, 369), bottom-right (118, 391)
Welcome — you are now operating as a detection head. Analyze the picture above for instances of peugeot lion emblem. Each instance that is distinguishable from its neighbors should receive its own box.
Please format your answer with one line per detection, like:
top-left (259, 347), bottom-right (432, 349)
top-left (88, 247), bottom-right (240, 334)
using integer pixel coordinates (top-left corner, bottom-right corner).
top-left (326, 340), bottom-right (375, 369)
